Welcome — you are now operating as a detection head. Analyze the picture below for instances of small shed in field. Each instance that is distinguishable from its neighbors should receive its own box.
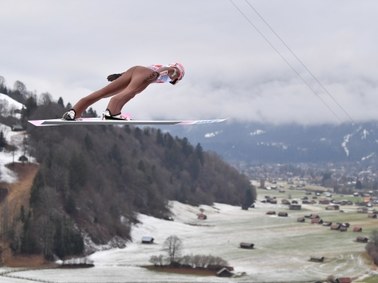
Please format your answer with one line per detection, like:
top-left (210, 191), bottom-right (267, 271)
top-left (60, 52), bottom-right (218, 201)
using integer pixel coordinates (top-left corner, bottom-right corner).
top-left (141, 236), bottom-right (154, 244)
top-left (281, 199), bottom-right (290, 205)
top-left (197, 212), bottom-right (207, 220)
top-left (339, 225), bottom-right (348, 232)
top-left (319, 199), bottom-right (330, 205)
top-left (357, 207), bottom-right (368, 213)
top-left (289, 204), bottom-right (302, 210)
top-left (197, 213), bottom-right (207, 220)
top-left (336, 277), bottom-right (352, 283)
top-left (278, 211), bottom-right (288, 217)
top-left (309, 256), bottom-right (324, 263)
top-left (309, 214), bottom-right (320, 219)
top-left (326, 204), bottom-right (339, 210)
top-left (216, 267), bottom-right (233, 277)
top-left (311, 218), bottom-right (323, 224)
top-left (356, 236), bottom-right (368, 243)
top-left (330, 223), bottom-right (341, 230)
top-left (353, 226), bottom-right (362, 232)
top-left (240, 242), bottom-right (254, 249)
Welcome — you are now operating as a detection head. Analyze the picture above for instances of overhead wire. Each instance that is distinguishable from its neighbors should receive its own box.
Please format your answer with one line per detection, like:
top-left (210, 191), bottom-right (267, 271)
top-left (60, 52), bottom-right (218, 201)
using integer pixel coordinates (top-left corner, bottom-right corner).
top-left (228, 0), bottom-right (354, 123)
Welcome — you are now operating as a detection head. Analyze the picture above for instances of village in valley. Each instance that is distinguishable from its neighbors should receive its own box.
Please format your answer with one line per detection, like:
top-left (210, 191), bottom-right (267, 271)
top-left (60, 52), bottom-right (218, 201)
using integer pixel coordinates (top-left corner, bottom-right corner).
top-left (237, 164), bottom-right (377, 283)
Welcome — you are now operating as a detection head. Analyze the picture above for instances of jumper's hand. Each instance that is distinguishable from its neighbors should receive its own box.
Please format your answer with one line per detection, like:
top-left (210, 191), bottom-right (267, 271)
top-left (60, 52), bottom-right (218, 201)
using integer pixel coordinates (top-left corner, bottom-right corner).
top-left (107, 73), bottom-right (122, 82)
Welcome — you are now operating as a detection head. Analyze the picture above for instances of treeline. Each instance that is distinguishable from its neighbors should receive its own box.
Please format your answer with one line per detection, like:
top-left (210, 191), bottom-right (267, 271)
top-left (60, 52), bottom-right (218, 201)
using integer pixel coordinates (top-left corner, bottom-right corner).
top-left (0, 77), bottom-right (32, 105)
top-left (150, 235), bottom-right (229, 271)
top-left (1, 78), bottom-right (256, 259)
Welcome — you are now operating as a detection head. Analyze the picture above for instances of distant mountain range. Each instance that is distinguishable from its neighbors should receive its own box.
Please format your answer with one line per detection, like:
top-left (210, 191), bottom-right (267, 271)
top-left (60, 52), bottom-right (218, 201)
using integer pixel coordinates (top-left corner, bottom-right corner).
top-left (166, 120), bottom-right (378, 164)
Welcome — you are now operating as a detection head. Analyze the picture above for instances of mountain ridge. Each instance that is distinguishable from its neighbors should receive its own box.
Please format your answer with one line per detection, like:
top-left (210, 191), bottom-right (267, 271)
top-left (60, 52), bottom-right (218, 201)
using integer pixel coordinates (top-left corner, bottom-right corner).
top-left (165, 120), bottom-right (378, 165)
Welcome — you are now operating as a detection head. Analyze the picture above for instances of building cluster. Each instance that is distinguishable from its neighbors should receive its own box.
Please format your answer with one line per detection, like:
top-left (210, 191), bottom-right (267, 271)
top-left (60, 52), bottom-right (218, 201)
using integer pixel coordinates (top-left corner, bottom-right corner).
top-left (239, 162), bottom-right (378, 201)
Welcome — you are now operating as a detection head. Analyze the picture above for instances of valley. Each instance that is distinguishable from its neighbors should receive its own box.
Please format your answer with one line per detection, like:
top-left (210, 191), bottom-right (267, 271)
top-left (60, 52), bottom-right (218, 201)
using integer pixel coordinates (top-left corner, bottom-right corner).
top-left (1, 186), bottom-right (376, 283)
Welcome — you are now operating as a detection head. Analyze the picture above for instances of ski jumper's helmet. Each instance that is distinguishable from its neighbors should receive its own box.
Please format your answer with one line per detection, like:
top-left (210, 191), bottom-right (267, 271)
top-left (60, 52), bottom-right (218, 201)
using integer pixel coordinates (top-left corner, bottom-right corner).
top-left (168, 62), bottom-right (185, 84)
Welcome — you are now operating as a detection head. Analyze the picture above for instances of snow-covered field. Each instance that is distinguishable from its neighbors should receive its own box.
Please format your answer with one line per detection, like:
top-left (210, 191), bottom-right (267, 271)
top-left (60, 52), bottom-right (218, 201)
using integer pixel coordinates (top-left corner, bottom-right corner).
top-left (0, 200), bottom-right (374, 283)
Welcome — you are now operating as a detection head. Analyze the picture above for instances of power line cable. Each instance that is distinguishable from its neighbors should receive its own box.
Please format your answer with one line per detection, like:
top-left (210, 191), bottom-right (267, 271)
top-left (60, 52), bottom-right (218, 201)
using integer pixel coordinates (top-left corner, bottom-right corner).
top-left (243, 0), bottom-right (354, 123)
top-left (228, 0), bottom-right (352, 123)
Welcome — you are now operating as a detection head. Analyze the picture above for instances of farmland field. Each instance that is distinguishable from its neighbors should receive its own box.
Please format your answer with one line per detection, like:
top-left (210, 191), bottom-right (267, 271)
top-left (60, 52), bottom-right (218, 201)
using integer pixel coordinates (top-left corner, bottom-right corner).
top-left (0, 187), bottom-right (377, 283)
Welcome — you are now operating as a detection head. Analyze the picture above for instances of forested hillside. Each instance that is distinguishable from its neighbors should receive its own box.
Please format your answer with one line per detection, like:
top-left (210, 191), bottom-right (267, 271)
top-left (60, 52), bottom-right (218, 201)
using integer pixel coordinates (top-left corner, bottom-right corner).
top-left (0, 80), bottom-right (255, 260)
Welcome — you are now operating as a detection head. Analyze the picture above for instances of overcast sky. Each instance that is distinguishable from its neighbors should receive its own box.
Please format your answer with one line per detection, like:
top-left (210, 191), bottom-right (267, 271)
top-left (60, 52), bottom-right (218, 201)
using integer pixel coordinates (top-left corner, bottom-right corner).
top-left (1, 0), bottom-right (377, 124)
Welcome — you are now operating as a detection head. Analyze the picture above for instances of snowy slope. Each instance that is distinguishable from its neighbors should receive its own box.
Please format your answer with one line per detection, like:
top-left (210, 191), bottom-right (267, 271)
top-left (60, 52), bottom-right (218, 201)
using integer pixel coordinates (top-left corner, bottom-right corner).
top-left (0, 124), bottom-right (32, 182)
top-left (0, 92), bottom-right (25, 118)
top-left (0, 92), bottom-right (24, 109)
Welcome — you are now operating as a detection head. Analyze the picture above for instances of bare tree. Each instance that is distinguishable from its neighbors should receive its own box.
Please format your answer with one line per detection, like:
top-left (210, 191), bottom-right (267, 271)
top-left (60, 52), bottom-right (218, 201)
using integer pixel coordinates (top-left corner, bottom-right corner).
top-left (149, 254), bottom-right (165, 266)
top-left (14, 80), bottom-right (26, 93)
top-left (0, 99), bottom-right (8, 116)
top-left (180, 254), bottom-right (192, 267)
top-left (163, 235), bottom-right (183, 264)
top-left (182, 254), bottom-right (228, 269)
top-left (40, 92), bottom-right (52, 105)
